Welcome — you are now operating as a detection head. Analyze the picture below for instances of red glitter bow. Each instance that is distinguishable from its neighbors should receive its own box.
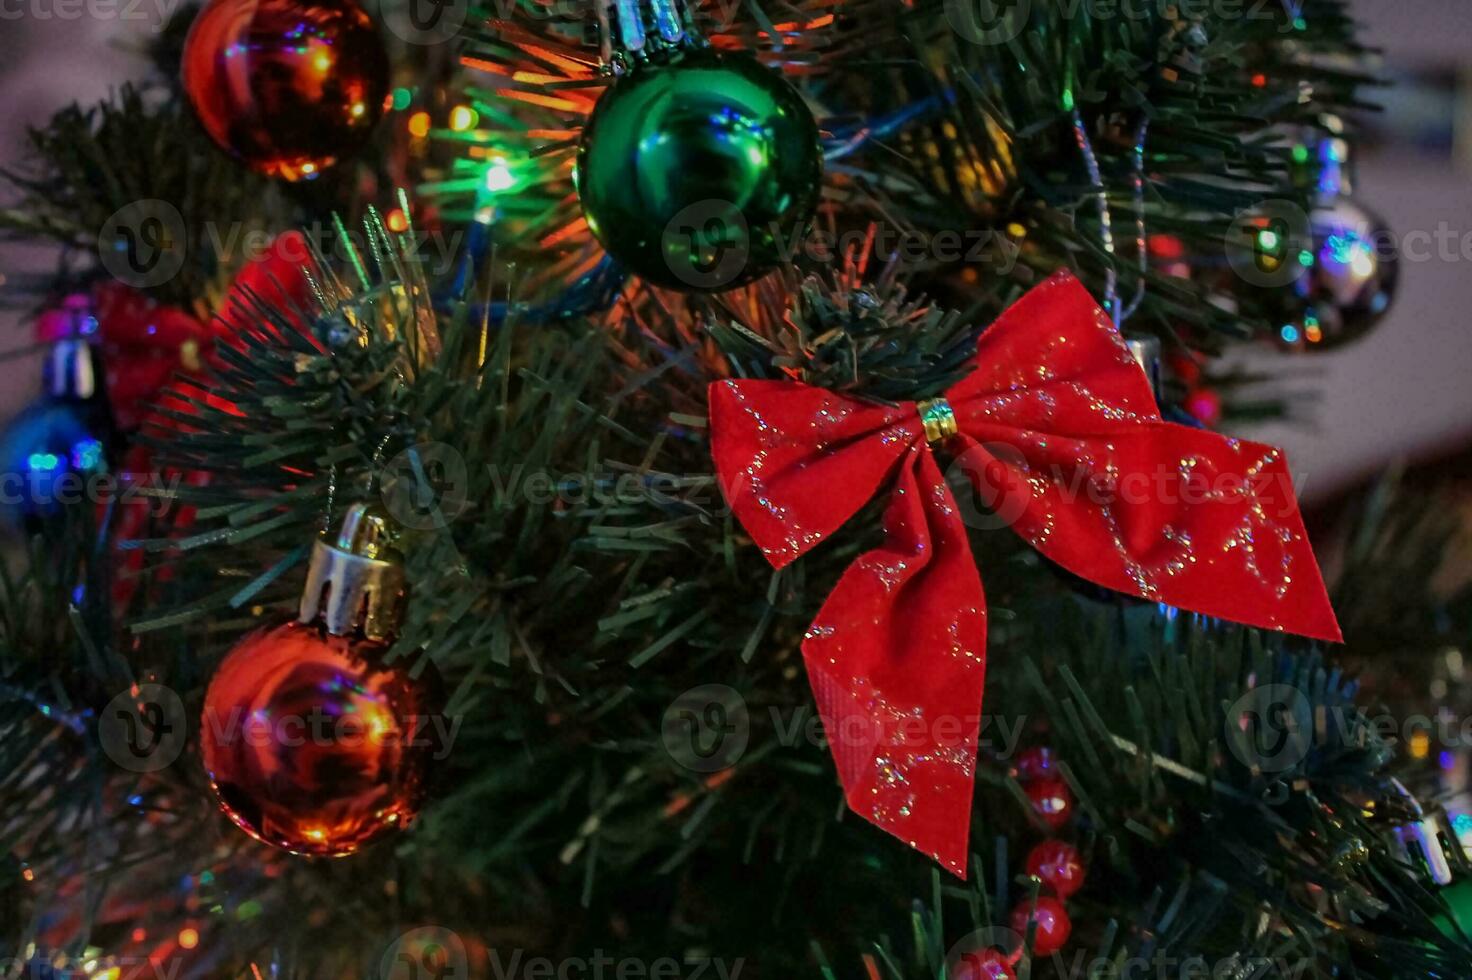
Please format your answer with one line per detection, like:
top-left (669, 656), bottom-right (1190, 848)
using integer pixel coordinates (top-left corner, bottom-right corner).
top-left (113, 231), bottom-right (313, 608)
top-left (708, 272), bottom-right (1340, 876)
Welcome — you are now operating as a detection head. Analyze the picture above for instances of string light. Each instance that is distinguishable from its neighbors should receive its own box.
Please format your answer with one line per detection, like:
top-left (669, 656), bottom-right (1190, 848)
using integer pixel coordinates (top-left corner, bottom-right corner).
top-left (484, 158), bottom-right (515, 193)
top-left (449, 105), bottom-right (478, 131)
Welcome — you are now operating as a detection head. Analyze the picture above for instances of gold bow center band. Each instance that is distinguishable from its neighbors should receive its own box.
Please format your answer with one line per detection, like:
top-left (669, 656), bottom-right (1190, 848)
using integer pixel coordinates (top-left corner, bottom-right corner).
top-left (917, 397), bottom-right (958, 445)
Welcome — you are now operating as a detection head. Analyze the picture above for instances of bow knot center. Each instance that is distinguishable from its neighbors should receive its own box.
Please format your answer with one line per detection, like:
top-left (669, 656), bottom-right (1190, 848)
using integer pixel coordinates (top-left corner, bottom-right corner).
top-left (917, 397), bottom-right (958, 444)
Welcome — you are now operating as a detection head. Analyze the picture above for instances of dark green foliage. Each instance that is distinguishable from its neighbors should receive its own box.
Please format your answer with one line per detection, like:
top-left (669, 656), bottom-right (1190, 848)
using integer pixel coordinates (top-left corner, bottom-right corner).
top-left (5, 241), bottom-right (1438, 976)
top-left (0, 85), bottom-right (285, 310)
top-left (707, 260), bottom-right (985, 401)
top-left (3, 2), bottom-right (1465, 979)
top-left (828, 0), bottom-right (1381, 346)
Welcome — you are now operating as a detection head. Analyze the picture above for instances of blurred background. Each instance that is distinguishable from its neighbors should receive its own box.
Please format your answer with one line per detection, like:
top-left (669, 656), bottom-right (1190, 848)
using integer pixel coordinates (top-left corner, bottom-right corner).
top-left (2, 0), bottom-right (1472, 501)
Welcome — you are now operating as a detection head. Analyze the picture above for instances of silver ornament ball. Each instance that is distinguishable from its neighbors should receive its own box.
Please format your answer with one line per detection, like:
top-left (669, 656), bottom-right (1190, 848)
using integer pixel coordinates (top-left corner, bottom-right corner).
top-left (1283, 196), bottom-right (1398, 352)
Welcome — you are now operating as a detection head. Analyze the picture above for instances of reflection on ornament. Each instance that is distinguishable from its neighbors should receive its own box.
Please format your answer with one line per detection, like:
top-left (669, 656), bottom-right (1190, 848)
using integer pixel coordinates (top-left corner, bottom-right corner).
top-left (182, 0), bottom-right (390, 181)
top-left (201, 620), bottom-right (441, 856)
top-left (201, 506), bottom-right (443, 856)
top-left (576, 48), bottom-right (822, 292)
top-left (1435, 879), bottom-right (1472, 939)
top-left (1293, 197), bottom-right (1398, 350)
top-left (1009, 896), bottom-right (1071, 957)
top-left (1026, 778), bottom-right (1074, 830)
top-left (1273, 123), bottom-right (1398, 353)
top-left (1026, 840), bottom-right (1086, 899)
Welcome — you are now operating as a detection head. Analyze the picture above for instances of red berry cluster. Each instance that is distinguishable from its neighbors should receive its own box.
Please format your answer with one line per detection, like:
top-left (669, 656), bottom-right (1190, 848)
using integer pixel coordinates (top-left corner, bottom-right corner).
top-left (951, 747), bottom-right (1087, 980)
top-left (1018, 746), bottom-right (1073, 830)
top-left (1012, 748), bottom-right (1082, 958)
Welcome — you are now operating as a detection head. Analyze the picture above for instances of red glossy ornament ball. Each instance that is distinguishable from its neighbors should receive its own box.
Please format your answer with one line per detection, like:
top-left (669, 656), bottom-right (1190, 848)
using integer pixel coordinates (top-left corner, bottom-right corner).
top-left (1010, 896), bottom-right (1072, 957)
top-left (1025, 778), bottom-right (1073, 829)
top-left (1166, 351), bottom-right (1202, 388)
top-left (949, 949), bottom-right (1015, 980)
top-left (201, 621), bottom-right (441, 856)
top-left (182, 0), bottom-right (390, 181)
top-left (1025, 840), bottom-right (1086, 899)
top-left (1185, 387), bottom-right (1223, 428)
top-left (1014, 746), bottom-right (1058, 782)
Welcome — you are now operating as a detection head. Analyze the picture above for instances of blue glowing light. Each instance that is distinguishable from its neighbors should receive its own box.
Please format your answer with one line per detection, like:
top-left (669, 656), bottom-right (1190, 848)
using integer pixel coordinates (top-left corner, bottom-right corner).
top-left (26, 452), bottom-right (60, 473)
top-left (71, 439), bottom-right (103, 471)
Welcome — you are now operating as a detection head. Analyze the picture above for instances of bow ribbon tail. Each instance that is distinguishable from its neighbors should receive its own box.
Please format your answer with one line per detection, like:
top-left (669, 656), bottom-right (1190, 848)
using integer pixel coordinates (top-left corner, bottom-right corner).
top-left (947, 421), bottom-right (1341, 643)
top-left (802, 445), bottom-right (986, 878)
top-left (941, 271), bottom-right (1340, 643)
top-left (708, 379), bottom-right (918, 566)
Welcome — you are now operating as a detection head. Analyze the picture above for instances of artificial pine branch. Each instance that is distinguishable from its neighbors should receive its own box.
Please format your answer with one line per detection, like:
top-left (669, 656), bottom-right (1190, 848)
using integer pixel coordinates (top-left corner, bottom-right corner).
top-left (0, 85), bottom-right (287, 311)
top-left (1, 1), bottom-right (1456, 975)
top-left (103, 233), bottom-right (1467, 975)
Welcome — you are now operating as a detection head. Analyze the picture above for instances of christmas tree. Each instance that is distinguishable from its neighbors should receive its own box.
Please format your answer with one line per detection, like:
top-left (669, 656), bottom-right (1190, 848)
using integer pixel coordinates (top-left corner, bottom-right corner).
top-left (0, 0), bottom-right (1462, 977)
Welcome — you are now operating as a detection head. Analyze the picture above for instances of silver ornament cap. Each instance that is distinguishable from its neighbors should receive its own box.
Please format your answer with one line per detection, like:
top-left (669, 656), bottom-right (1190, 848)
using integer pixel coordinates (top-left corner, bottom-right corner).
top-left (1126, 336), bottom-right (1164, 403)
top-left (299, 503), bottom-right (406, 641)
top-left (44, 339), bottom-right (100, 401)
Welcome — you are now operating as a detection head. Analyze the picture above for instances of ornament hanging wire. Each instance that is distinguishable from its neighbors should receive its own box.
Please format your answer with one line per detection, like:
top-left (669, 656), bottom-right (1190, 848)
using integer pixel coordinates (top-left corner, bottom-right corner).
top-left (1071, 109), bottom-right (1152, 329)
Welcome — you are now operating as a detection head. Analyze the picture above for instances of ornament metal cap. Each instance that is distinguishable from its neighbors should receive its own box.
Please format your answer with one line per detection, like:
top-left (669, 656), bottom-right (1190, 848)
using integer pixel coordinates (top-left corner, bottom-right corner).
top-left (1125, 336), bottom-right (1164, 404)
top-left (44, 339), bottom-right (99, 401)
top-left (299, 504), bottom-right (406, 641)
top-left (598, 0), bottom-right (698, 71)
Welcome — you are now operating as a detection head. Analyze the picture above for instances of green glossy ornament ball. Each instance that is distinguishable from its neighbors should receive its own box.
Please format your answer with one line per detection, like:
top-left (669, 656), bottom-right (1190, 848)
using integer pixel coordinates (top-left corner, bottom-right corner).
top-left (576, 48), bottom-right (822, 292)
